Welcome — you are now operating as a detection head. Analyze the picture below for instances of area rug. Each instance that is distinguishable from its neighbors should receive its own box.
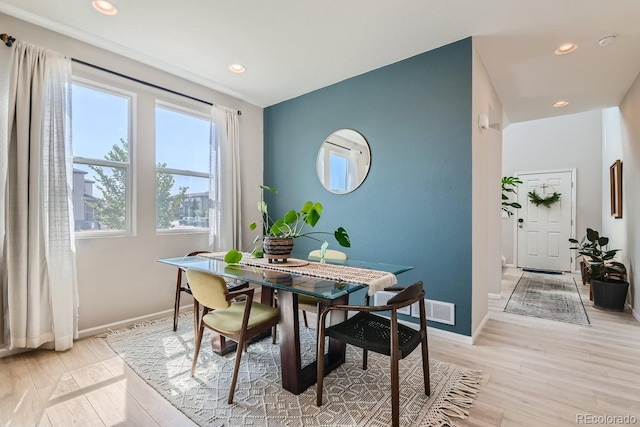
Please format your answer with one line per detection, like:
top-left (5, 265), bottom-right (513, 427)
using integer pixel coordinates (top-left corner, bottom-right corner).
top-left (504, 272), bottom-right (590, 325)
top-left (105, 316), bottom-right (483, 426)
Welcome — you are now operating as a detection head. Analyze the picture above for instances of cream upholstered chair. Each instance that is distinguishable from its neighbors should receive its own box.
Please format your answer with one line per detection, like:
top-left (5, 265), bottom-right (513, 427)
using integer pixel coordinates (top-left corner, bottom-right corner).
top-left (174, 251), bottom-right (248, 333)
top-left (298, 249), bottom-right (348, 328)
top-left (316, 281), bottom-right (430, 427)
top-left (308, 249), bottom-right (349, 261)
top-left (186, 268), bottom-right (280, 404)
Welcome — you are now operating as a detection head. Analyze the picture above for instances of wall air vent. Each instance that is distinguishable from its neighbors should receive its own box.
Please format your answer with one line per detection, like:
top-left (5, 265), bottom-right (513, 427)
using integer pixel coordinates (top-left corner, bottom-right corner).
top-left (375, 291), bottom-right (455, 326)
top-left (411, 299), bottom-right (455, 325)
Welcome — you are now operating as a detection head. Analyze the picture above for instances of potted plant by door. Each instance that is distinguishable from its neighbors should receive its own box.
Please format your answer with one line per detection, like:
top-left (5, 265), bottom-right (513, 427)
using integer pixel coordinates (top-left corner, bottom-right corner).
top-left (225, 185), bottom-right (350, 263)
top-left (569, 228), bottom-right (629, 311)
top-left (501, 176), bottom-right (522, 217)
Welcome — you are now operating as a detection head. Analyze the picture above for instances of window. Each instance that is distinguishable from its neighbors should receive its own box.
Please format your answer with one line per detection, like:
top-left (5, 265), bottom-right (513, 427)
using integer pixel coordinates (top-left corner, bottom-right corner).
top-left (155, 103), bottom-right (211, 231)
top-left (329, 152), bottom-right (349, 193)
top-left (72, 80), bottom-right (133, 235)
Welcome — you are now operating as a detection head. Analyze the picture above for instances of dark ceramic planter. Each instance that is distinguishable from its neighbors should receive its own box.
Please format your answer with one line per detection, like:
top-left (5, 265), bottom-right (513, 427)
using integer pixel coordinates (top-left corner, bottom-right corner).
top-left (591, 278), bottom-right (629, 311)
top-left (263, 237), bottom-right (294, 262)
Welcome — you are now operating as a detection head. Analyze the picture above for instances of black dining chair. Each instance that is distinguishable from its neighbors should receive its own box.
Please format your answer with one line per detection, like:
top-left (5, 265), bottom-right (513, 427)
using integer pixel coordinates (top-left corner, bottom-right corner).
top-left (315, 281), bottom-right (430, 427)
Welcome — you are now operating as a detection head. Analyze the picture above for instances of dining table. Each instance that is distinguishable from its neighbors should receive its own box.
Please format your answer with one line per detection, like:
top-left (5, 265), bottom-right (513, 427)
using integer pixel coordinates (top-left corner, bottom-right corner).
top-left (158, 253), bottom-right (413, 395)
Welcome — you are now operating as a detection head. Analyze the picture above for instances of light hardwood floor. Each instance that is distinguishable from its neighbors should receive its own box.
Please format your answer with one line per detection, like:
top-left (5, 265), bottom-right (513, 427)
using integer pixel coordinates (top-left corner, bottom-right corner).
top-left (1, 268), bottom-right (639, 426)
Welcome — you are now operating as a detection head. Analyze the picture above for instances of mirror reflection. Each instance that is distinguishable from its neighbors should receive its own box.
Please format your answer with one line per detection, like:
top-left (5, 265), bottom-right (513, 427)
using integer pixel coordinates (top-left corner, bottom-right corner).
top-left (316, 129), bottom-right (371, 194)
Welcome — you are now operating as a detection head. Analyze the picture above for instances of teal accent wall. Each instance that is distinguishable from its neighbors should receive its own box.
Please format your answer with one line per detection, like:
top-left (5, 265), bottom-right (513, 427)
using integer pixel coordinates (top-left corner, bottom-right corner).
top-left (264, 38), bottom-right (473, 335)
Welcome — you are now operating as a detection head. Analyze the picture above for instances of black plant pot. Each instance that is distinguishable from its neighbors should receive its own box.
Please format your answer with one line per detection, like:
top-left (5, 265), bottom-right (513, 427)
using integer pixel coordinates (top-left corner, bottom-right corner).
top-left (591, 278), bottom-right (629, 311)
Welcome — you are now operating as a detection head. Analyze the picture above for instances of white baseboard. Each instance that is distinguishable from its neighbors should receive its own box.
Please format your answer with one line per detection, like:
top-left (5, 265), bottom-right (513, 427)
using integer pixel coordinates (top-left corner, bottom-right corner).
top-left (488, 293), bottom-right (502, 300)
top-left (396, 318), bottom-right (473, 344)
top-left (472, 312), bottom-right (490, 344)
top-left (428, 325), bottom-right (474, 344)
top-left (78, 306), bottom-right (191, 339)
top-left (632, 306), bottom-right (640, 324)
top-left (0, 347), bottom-right (29, 359)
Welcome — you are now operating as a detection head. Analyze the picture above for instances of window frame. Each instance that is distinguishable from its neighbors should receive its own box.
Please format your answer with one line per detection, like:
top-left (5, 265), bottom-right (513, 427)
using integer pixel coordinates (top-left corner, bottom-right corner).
top-left (71, 76), bottom-right (136, 238)
top-left (155, 100), bottom-right (212, 234)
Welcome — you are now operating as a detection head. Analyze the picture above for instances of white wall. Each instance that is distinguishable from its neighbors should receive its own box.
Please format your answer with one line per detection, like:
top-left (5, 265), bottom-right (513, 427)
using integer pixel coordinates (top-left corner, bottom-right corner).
top-left (612, 73), bottom-right (640, 318)
top-left (1, 14), bottom-right (264, 336)
top-left (502, 111), bottom-right (603, 270)
top-left (471, 44), bottom-right (503, 338)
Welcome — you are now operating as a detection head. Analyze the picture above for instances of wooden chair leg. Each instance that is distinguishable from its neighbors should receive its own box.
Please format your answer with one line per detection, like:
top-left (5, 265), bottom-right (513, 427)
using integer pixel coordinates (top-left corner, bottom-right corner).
top-left (228, 338), bottom-right (245, 404)
top-left (173, 274), bottom-right (182, 332)
top-left (314, 303), bottom-right (323, 344)
top-left (302, 310), bottom-right (309, 328)
top-left (191, 319), bottom-right (205, 377)
top-left (316, 319), bottom-right (327, 406)
top-left (390, 346), bottom-right (400, 427)
top-left (192, 300), bottom-right (200, 337)
top-left (421, 333), bottom-right (430, 396)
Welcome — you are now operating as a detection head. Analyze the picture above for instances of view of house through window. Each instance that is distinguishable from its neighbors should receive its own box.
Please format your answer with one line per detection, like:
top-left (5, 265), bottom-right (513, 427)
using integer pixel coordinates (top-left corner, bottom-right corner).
top-left (155, 103), bottom-right (212, 231)
top-left (71, 80), bottom-right (132, 235)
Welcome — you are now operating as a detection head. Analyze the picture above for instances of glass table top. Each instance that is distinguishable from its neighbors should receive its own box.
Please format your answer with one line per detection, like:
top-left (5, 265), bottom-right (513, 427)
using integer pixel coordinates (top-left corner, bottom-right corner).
top-left (158, 255), bottom-right (413, 301)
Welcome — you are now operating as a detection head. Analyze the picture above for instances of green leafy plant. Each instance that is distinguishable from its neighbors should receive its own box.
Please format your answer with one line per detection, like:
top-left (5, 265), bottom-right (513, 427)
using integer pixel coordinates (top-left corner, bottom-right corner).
top-left (528, 190), bottom-right (561, 208)
top-left (569, 228), bottom-right (624, 282)
top-left (225, 185), bottom-right (350, 263)
top-left (502, 176), bottom-right (522, 217)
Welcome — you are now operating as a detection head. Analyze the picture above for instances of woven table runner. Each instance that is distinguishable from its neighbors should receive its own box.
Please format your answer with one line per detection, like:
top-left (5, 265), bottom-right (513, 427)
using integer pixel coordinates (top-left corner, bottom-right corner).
top-left (200, 252), bottom-right (397, 295)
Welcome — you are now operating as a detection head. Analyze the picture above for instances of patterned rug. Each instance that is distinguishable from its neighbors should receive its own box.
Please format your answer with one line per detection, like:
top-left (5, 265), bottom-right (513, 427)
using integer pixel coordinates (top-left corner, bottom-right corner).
top-left (504, 272), bottom-right (590, 326)
top-left (106, 316), bottom-right (483, 426)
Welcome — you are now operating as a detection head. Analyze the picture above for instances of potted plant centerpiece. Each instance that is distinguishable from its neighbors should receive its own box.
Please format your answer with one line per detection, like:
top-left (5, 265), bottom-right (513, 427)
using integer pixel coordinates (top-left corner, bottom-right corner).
top-left (569, 228), bottom-right (629, 311)
top-left (225, 185), bottom-right (350, 264)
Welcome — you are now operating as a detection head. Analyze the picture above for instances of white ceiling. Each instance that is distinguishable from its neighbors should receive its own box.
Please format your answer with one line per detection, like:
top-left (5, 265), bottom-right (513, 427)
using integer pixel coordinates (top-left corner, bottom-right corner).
top-left (2, 0), bottom-right (640, 124)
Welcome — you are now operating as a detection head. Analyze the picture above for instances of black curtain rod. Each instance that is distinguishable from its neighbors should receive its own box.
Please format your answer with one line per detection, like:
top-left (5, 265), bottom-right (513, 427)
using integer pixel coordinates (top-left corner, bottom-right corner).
top-left (72, 59), bottom-right (241, 115)
top-left (0, 32), bottom-right (240, 115)
top-left (325, 140), bottom-right (362, 154)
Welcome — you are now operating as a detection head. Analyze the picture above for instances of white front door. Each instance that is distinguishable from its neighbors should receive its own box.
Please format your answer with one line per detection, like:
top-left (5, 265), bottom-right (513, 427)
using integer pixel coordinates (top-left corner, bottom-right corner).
top-left (516, 170), bottom-right (574, 272)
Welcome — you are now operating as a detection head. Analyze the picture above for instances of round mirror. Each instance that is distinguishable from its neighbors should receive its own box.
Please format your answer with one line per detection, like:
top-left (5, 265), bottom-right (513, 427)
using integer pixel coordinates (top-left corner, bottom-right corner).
top-left (316, 129), bottom-right (371, 194)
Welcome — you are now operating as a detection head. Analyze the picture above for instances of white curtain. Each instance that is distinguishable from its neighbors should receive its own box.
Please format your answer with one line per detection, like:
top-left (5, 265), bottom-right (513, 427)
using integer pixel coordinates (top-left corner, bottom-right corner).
top-left (347, 149), bottom-right (359, 190)
top-left (209, 105), bottom-right (241, 251)
top-left (1, 42), bottom-right (78, 351)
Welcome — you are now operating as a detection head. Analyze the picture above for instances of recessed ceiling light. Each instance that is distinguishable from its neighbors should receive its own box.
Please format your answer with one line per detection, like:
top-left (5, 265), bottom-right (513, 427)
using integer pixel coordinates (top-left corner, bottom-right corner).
top-left (229, 64), bottom-right (246, 74)
top-left (555, 42), bottom-right (577, 55)
top-left (553, 100), bottom-right (569, 108)
top-left (92, 0), bottom-right (117, 15)
top-left (598, 34), bottom-right (617, 47)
